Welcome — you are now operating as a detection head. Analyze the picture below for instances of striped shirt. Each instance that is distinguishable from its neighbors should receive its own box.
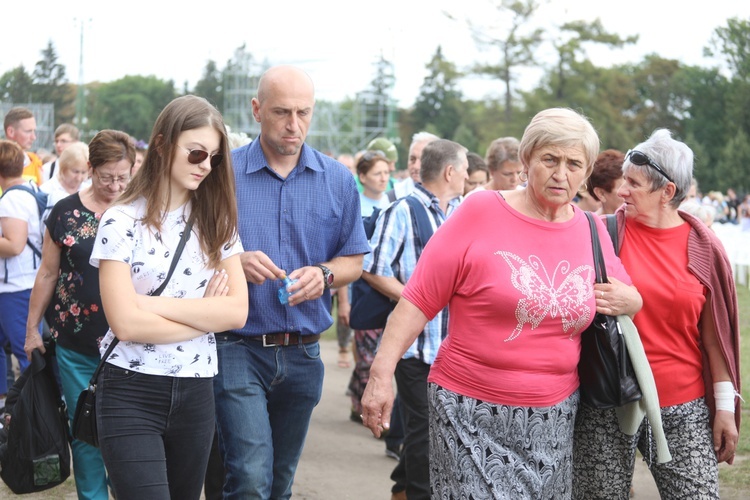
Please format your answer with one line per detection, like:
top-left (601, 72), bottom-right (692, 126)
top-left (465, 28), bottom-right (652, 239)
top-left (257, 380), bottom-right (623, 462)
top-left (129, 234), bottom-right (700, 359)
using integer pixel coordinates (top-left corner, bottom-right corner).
top-left (364, 184), bottom-right (461, 364)
top-left (231, 139), bottom-right (371, 337)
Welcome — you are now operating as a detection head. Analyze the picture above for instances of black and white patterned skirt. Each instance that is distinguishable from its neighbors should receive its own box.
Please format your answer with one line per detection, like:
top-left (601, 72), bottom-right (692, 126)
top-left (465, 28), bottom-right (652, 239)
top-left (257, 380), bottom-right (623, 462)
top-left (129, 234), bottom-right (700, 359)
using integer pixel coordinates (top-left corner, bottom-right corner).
top-left (429, 383), bottom-right (578, 499)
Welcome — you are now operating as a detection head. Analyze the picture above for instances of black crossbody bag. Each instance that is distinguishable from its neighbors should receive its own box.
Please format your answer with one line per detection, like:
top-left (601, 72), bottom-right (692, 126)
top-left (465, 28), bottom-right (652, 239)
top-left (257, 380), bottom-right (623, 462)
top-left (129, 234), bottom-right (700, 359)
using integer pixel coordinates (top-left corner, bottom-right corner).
top-left (71, 216), bottom-right (194, 447)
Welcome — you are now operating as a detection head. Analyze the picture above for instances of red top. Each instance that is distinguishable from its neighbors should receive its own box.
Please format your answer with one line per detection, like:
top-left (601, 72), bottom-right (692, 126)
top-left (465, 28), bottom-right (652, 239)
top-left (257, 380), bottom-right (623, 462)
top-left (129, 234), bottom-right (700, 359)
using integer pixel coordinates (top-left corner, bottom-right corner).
top-left (402, 191), bottom-right (632, 407)
top-left (620, 220), bottom-right (706, 407)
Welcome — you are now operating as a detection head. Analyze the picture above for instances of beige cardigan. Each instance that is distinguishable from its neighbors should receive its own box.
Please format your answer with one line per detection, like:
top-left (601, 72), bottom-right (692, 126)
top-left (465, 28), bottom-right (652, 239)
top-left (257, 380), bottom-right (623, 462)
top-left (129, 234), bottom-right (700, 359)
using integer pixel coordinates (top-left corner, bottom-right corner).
top-left (614, 314), bottom-right (672, 464)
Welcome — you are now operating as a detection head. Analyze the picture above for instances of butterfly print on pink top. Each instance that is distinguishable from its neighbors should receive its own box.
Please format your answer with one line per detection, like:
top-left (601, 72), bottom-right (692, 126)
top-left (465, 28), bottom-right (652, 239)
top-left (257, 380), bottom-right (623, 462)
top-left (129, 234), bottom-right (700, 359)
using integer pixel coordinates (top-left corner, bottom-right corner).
top-left (496, 251), bottom-right (594, 342)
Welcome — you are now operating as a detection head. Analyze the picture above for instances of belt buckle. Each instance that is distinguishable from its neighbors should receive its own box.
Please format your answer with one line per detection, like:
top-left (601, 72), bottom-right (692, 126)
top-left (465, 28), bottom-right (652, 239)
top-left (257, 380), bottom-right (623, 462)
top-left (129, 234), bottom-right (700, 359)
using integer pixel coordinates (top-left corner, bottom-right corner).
top-left (262, 335), bottom-right (276, 347)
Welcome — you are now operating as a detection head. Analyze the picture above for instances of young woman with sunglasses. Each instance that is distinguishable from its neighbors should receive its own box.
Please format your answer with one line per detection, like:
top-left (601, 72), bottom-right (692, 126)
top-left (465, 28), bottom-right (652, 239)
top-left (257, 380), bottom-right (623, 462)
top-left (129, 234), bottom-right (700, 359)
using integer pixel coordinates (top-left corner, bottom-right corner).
top-left (573, 129), bottom-right (740, 499)
top-left (90, 95), bottom-right (248, 500)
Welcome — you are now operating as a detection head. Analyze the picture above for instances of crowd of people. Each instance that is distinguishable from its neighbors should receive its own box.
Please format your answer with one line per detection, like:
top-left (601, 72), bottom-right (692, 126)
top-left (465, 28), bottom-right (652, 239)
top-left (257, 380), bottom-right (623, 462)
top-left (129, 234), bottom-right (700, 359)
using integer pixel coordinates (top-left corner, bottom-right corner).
top-left (0, 64), bottom-right (743, 500)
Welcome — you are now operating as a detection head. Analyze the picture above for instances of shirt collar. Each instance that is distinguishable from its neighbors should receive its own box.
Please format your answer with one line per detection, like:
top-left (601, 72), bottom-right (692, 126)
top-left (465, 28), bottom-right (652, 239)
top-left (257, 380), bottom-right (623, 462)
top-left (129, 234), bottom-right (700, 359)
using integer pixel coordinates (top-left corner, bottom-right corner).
top-left (245, 136), bottom-right (324, 175)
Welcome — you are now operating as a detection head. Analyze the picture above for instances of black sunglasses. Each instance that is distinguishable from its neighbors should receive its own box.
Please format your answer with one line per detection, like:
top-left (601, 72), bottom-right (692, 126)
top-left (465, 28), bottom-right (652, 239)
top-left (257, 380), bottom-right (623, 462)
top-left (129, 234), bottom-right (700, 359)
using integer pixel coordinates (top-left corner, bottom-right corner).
top-left (625, 149), bottom-right (674, 184)
top-left (178, 145), bottom-right (223, 168)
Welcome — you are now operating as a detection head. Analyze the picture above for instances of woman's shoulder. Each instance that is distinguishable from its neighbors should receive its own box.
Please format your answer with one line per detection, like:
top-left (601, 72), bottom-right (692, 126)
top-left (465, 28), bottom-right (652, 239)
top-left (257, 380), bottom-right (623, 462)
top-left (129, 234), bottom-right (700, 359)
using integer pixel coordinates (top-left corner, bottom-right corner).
top-left (101, 198), bottom-right (145, 224)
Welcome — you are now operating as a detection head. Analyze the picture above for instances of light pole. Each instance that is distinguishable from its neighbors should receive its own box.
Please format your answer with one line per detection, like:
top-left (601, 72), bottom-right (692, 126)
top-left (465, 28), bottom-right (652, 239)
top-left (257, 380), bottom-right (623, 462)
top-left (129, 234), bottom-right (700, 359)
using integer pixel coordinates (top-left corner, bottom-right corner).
top-left (74, 18), bottom-right (91, 129)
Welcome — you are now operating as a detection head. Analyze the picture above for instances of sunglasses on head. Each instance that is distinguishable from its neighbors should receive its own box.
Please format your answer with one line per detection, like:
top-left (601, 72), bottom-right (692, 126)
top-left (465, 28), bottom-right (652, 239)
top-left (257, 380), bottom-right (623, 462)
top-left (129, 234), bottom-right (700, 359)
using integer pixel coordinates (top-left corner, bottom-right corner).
top-left (625, 149), bottom-right (674, 183)
top-left (178, 145), bottom-right (223, 168)
top-left (362, 150), bottom-right (387, 162)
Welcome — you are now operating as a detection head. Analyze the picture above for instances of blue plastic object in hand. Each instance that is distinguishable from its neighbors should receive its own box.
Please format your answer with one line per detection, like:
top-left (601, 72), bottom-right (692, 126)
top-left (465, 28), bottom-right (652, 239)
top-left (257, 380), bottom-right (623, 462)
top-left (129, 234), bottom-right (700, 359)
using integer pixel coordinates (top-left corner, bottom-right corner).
top-left (277, 275), bottom-right (298, 305)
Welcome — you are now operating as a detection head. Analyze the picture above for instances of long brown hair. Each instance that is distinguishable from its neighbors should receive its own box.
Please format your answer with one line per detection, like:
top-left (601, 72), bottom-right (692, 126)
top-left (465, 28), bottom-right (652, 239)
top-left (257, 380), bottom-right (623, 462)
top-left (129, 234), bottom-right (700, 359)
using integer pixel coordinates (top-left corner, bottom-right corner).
top-left (117, 95), bottom-right (238, 268)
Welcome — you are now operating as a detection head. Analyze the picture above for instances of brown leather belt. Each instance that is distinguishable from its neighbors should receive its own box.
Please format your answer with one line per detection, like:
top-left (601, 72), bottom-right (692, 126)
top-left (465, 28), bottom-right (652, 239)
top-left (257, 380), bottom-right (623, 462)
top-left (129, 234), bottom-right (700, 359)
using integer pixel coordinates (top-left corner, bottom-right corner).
top-left (250, 333), bottom-right (320, 347)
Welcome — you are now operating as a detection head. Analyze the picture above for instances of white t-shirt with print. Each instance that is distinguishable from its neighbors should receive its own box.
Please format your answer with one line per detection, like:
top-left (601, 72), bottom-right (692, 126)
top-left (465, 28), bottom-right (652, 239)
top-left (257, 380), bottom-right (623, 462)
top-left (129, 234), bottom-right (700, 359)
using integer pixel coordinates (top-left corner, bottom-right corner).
top-left (90, 197), bottom-right (243, 377)
top-left (0, 181), bottom-right (44, 292)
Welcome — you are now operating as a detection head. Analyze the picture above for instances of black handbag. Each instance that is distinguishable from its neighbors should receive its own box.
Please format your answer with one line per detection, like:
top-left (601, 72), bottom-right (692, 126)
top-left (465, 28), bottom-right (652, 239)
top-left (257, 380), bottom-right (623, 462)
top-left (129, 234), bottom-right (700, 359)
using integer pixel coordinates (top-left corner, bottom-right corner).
top-left (72, 215), bottom-right (194, 447)
top-left (578, 212), bottom-right (642, 409)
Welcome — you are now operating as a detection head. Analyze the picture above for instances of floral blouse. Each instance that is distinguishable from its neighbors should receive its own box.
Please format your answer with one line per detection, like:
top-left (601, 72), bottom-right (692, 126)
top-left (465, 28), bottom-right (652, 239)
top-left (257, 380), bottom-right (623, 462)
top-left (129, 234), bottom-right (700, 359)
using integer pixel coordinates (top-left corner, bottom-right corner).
top-left (45, 193), bottom-right (109, 357)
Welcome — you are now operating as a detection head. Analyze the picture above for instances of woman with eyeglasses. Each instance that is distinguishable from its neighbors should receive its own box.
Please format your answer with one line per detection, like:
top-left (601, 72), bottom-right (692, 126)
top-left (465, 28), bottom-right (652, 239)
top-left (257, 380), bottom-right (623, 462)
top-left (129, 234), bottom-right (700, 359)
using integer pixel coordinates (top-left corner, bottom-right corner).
top-left (88, 95), bottom-right (248, 499)
top-left (573, 129), bottom-right (741, 499)
top-left (24, 129), bottom-right (134, 500)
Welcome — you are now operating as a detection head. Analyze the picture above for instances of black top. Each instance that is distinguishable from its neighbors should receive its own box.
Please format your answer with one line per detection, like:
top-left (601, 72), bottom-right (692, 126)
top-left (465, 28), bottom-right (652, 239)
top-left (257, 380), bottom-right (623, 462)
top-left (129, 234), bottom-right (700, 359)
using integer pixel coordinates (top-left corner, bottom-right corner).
top-left (44, 193), bottom-right (109, 357)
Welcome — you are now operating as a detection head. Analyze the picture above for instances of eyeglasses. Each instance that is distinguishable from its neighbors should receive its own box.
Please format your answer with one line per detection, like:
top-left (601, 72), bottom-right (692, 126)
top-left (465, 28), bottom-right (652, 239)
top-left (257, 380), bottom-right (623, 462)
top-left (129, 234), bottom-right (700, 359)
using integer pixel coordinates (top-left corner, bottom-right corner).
top-left (178, 145), bottom-right (223, 168)
top-left (94, 170), bottom-right (130, 186)
top-left (625, 149), bottom-right (674, 184)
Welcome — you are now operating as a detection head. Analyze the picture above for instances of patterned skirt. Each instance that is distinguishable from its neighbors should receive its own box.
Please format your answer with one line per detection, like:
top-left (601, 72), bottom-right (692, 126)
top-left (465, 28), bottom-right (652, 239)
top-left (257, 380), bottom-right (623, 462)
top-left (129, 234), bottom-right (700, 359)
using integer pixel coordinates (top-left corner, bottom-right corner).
top-left (429, 383), bottom-right (578, 499)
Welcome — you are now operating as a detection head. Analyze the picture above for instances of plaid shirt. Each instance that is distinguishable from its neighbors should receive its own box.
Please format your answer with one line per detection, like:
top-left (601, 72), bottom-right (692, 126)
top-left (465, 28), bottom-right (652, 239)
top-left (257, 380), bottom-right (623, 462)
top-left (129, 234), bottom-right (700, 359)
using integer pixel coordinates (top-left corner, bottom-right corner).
top-left (363, 184), bottom-right (461, 364)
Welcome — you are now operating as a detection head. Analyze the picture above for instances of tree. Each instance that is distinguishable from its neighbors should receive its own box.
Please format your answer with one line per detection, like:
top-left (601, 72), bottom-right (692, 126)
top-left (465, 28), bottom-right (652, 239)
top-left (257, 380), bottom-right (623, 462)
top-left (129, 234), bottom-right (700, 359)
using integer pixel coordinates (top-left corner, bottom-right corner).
top-left (411, 46), bottom-right (464, 139)
top-left (716, 129), bottom-right (750, 193)
top-left (32, 41), bottom-right (75, 124)
top-left (0, 66), bottom-right (34, 103)
top-left (450, 0), bottom-right (544, 125)
top-left (552, 19), bottom-right (637, 100)
top-left (705, 17), bottom-right (750, 83)
top-left (192, 60), bottom-right (224, 112)
top-left (88, 76), bottom-right (177, 140)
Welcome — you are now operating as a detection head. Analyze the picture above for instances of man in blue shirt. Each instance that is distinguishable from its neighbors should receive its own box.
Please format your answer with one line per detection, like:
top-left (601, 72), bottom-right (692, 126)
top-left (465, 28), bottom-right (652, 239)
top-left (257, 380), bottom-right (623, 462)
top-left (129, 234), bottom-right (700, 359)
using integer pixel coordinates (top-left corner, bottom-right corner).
top-left (362, 139), bottom-right (467, 500)
top-left (214, 65), bottom-right (371, 499)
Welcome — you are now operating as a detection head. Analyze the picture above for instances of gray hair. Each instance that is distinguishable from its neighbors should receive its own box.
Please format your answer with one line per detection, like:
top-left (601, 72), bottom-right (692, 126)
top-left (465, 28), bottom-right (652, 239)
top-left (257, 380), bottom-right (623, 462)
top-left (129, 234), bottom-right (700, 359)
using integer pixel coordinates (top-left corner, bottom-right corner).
top-left (623, 129), bottom-right (692, 209)
top-left (420, 139), bottom-right (468, 183)
top-left (409, 132), bottom-right (440, 156)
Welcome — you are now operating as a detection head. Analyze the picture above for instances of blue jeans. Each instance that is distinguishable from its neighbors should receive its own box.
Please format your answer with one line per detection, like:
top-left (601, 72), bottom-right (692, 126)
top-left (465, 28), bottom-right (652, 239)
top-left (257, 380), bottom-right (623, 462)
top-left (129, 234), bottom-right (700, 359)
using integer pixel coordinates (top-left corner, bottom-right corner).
top-left (56, 345), bottom-right (109, 500)
top-left (213, 333), bottom-right (324, 499)
top-left (96, 364), bottom-right (215, 500)
top-left (0, 289), bottom-right (34, 393)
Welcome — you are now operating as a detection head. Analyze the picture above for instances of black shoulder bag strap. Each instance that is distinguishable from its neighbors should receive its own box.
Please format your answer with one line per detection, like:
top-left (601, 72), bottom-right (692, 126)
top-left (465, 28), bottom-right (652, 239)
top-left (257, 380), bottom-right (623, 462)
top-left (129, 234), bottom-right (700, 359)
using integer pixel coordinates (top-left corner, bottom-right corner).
top-left (404, 195), bottom-right (436, 259)
top-left (604, 214), bottom-right (619, 256)
top-left (586, 212), bottom-right (608, 285)
top-left (87, 213), bottom-right (195, 386)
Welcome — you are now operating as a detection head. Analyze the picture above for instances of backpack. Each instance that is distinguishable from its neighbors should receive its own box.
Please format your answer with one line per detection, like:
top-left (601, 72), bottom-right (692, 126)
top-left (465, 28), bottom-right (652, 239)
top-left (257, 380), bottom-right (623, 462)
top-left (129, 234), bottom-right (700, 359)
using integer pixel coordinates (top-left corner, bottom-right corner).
top-left (0, 183), bottom-right (49, 283)
top-left (0, 349), bottom-right (71, 494)
top-left (350, 196), bottom-right (435, 330)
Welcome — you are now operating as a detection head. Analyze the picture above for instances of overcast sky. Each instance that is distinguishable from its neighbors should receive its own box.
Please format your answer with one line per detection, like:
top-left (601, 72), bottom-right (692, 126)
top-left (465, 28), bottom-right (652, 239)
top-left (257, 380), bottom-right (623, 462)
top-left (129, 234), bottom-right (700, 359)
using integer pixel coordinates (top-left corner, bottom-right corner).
top-left (3, 0), bottom-right (748, 107)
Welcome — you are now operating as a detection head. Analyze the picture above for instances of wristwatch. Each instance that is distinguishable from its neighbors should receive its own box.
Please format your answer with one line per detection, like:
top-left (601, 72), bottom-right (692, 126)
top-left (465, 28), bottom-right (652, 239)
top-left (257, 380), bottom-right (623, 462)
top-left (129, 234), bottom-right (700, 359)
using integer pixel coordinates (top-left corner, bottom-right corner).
top-left (316, 264), bottom-right (334, 289)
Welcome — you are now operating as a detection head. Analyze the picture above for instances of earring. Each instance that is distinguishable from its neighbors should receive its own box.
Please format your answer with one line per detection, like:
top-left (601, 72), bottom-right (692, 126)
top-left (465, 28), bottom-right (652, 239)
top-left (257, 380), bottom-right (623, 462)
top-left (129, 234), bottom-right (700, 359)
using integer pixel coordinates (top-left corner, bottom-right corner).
top-left (581, 182), bottom-right (588, 191)
top-left (519, 171), bottom-right (528, 183)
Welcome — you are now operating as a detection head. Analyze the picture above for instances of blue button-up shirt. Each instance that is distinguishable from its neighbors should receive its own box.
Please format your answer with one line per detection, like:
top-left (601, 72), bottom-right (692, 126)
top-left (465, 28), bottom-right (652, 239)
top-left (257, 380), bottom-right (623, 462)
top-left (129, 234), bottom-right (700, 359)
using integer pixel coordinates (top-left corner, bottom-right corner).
top-left (363, 184), bottom-right (462, 364)
top-left (232, 139), bottom-right (371, 337)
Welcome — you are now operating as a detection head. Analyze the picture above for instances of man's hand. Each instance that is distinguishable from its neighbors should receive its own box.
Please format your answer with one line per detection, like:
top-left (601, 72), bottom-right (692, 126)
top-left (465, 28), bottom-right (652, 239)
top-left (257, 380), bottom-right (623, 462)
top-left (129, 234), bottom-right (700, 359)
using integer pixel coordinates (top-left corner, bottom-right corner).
top-left (240, 251), bottom-right (285, 284)
top-left (286, 266), bottom-right (326, 306)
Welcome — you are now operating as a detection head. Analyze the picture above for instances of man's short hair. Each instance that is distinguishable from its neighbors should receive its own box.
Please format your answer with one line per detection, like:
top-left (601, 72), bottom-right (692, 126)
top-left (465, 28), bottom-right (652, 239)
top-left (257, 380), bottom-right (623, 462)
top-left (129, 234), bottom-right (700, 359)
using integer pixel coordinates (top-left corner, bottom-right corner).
top-left (3, 107), bottom-right (34, 133)
top-left (420, 139), bottom-right (467, 183)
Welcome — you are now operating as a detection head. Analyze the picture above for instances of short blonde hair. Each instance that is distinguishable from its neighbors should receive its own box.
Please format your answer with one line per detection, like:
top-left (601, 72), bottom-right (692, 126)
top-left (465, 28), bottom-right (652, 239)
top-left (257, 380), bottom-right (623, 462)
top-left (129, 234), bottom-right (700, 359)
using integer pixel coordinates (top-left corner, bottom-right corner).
top-left (519, 108), bottom-right (599, 176)
top-left (58, 142), bottom-right (89, 175)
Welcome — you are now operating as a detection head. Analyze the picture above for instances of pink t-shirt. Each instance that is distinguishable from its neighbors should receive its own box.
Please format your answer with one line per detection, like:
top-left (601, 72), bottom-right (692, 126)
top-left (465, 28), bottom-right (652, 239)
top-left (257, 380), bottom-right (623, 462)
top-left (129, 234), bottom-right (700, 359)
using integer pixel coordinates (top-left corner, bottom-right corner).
top-left (402, 190), bottom-right (632, 407)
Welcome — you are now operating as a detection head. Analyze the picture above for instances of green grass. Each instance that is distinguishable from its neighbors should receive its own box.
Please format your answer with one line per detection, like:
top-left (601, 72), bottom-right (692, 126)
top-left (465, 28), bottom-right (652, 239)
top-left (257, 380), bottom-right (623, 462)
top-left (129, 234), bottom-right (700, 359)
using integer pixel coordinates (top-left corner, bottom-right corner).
top-left (719, 284), bottom-right (750, 495)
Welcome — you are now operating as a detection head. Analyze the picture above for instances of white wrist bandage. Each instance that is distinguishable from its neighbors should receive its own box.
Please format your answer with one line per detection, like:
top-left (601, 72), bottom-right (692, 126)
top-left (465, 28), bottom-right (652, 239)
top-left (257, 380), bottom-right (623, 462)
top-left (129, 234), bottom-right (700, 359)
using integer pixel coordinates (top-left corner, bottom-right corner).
top-left (714, 381), bottom-right (736, 413)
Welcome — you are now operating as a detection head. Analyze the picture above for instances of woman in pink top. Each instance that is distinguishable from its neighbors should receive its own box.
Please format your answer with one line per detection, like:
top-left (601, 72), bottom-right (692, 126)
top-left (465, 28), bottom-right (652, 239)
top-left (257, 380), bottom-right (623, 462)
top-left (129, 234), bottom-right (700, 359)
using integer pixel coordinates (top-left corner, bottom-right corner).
top-left (361, 108), bottom-right (641, 498)
top-left (573, 130), bottom-right (741, 499)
